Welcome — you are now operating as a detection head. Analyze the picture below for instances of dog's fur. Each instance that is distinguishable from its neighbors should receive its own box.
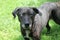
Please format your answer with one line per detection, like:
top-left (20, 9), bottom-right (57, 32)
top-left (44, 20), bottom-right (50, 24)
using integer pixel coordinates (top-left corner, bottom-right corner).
top-left (51, 7), bottom-right (60, 24)
top-left (12, 7), bottom-right (41, 40)
top-left (31, 2), bottom-right (60, 40)
top-left (12, 2), bottom-right (60, 40)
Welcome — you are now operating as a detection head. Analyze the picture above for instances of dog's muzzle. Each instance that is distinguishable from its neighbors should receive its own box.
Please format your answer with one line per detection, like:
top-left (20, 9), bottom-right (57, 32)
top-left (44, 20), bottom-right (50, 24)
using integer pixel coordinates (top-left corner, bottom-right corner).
top-left (25, 24), bottom-right (29, 28)
top-left (22, 24), bottom-right (32, 30)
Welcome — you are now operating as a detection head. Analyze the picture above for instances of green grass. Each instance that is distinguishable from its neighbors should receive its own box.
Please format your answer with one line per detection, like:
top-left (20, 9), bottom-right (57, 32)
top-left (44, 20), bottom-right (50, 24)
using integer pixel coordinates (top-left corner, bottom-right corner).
top-left (0, 0), bottom-right (60, 40)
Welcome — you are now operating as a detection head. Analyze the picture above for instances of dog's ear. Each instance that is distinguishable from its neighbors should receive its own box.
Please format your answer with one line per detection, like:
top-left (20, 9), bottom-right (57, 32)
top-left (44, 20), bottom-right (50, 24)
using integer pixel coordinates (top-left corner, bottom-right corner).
top-left (12, 7), bottom-right (21, 19)
top-left (32, 8), bottom-right (39, 13)
top-left (32, 7), bottom-right (42, 16)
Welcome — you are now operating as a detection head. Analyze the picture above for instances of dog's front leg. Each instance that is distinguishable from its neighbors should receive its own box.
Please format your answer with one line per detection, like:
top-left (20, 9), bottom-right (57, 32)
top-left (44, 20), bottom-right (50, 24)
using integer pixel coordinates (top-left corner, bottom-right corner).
top-left (32, 23), bottom-right (42, 40)
top-left (31, 14), bottom-right (42, 40)
top-left (21, 27), bottom-right (30, 40)
top-left (32, 26), bottom-right (41, 40)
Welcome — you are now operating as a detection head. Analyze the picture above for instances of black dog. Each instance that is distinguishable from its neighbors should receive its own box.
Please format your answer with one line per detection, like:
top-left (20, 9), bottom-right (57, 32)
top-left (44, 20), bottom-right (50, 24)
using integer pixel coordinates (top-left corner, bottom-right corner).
top-left (12, 2), bottom-right (60, 40)
top-left (12, 7), bottom-right (42, 40)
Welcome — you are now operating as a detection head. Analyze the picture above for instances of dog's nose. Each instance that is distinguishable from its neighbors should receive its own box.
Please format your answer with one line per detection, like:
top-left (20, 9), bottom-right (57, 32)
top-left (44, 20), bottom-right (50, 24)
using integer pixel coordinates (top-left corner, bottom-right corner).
top-left (25, 24), bottom-right (29, 28)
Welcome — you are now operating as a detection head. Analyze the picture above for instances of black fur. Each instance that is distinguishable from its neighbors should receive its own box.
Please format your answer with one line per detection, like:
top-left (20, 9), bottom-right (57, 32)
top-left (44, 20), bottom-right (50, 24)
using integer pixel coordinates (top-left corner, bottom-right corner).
top-left (12, 7), bottom-right (40, 40)
top-left (51, 8), bottom-right (60, 24)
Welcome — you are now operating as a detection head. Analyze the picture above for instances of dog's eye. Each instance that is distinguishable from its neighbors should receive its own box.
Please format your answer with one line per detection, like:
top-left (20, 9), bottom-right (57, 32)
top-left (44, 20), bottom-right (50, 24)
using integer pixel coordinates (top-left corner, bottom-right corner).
top-left (22, 13), bottom-right (25, 16)
top-left (28, 13), bottom-right (33, 16)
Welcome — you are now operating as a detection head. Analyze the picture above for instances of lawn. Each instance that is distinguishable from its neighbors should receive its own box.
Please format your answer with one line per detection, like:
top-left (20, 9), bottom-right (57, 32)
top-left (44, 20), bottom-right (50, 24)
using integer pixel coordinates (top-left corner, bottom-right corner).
top-left (0, 0), bottom-right (60, 40)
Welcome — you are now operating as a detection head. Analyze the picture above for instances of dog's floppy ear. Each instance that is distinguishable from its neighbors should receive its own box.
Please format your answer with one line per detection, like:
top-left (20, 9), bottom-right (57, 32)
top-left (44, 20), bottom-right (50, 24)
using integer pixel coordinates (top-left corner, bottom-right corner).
top-left (32, 8), bottom-right (39, 13)
top-left (32, 7), bottom-right (42, 16)
top-left (12, 7), bottom-right (20, 19)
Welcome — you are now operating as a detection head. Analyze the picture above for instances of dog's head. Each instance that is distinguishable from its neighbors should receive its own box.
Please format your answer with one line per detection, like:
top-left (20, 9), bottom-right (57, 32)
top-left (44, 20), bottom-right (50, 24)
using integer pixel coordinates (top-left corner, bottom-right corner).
top-left (12, 7), bottom-right (40, 29)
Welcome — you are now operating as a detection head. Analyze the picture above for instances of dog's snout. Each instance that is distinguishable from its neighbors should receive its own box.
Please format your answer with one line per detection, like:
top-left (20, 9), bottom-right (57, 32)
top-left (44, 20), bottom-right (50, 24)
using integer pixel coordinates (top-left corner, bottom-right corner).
top-left (25, 23), bottom-right (29, 28)
top-left (25, 24), bottom-right (29, 28)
